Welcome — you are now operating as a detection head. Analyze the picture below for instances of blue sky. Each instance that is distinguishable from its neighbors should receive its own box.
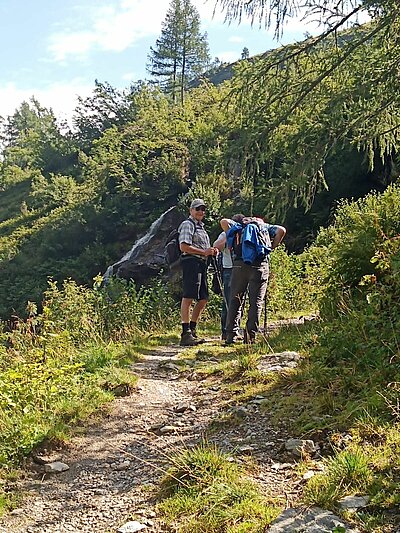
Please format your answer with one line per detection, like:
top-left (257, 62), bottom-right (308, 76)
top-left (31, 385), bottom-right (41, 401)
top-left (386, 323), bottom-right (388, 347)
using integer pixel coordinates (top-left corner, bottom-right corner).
top-left (0, 0), bottom-right (318, 123)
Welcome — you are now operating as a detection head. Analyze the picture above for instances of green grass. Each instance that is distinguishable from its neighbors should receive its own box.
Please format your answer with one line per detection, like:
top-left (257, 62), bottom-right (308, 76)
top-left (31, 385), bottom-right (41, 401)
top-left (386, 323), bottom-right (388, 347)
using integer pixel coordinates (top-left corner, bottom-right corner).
top-left (0, 335), bottom-right (147, 516)
top-left (158, 442), bottom-right (282, 532)
top-left (171, 321), bottom-right (400, 531)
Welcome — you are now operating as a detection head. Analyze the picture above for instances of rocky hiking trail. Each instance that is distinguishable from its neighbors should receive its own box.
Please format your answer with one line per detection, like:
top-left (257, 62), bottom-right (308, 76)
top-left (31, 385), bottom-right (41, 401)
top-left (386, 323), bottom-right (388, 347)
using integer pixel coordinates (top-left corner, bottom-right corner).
top-left (1, 329), bottom-right (360, 533)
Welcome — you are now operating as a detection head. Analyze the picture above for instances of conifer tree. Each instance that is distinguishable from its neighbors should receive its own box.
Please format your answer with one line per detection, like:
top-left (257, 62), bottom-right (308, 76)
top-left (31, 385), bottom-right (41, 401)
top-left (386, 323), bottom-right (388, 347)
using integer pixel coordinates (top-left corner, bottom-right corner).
top-left (147, 0), bottom-right (210, 104)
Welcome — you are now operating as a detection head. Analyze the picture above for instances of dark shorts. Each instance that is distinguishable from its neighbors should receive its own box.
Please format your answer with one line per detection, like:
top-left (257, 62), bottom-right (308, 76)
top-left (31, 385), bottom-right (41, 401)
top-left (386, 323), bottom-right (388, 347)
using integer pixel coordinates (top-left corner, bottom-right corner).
top-left (181, 256), bottom-right (208, 300)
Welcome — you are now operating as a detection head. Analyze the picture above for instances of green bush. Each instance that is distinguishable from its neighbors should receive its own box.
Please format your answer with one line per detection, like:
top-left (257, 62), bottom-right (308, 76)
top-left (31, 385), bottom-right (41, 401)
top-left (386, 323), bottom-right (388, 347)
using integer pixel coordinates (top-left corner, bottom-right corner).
top-left (313, 184), bottom-right (400, 318)
top-left (267, 246), bottom-right (322, 316)
top-left (306, 185), bottom-right (400, 374)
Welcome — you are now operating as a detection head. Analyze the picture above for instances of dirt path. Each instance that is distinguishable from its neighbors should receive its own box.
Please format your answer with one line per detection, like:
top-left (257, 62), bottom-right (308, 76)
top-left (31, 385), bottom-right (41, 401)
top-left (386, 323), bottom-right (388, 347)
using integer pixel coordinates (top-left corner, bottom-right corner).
top-left (0, 340), bottom-right (300, 533)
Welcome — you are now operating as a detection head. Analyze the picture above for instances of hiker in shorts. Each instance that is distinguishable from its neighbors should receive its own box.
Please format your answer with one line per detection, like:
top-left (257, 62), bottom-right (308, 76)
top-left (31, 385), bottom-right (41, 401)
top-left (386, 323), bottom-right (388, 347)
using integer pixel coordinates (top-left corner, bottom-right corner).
top-left (179, 199), bottom-right (218, 346)
top-left (213, 214), bottom-right (245, 341)
top-left (220, 216), bottom-right (286, 345)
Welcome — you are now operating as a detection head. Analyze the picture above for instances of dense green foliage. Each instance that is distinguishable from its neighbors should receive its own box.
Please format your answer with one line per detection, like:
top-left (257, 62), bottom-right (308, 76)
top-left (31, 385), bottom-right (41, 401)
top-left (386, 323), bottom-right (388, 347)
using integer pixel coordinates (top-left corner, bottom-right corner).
top-left (309, 184), bottom-right (400, 371)
top-left (216, 0), bottom-right (400, 215)
top-left (0, 277), bottom-right (177, 468)
top-left (2, 11), bottom-right (400, 314)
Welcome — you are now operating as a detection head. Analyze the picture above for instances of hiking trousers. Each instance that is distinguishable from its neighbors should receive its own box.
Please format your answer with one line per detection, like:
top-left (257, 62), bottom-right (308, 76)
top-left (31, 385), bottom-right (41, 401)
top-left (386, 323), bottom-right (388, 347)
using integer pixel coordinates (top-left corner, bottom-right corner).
top-left (221, 267), bottom-right (242, 338)
top-left (226, 260), bottom-right (269, 340)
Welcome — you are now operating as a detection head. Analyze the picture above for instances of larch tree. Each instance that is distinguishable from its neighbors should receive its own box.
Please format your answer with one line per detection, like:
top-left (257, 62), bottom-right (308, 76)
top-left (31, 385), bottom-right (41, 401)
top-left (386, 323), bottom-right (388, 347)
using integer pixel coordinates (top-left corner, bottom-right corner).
top-left (214, 0), bottom-right (400, 212)
top-left (147, 0), bottom-right (211, 105)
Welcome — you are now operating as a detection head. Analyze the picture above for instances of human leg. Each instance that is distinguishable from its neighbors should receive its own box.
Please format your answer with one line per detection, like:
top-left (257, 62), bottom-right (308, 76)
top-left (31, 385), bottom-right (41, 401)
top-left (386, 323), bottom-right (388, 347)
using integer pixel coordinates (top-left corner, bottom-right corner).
top-left (225, 262), bottom-right (249, 343)
top-left (181, 297), bottom-right (194, 323)
top-left (181, 257), bottom-right (208, 344)
top-left (191, 299), bottom-right (207, 322)
top-left (221, 268), bottom-right (232, 339)
top-left (180, 258), bottom-right (205, 346)
top-left (245, 264), bottom-right (269, 342)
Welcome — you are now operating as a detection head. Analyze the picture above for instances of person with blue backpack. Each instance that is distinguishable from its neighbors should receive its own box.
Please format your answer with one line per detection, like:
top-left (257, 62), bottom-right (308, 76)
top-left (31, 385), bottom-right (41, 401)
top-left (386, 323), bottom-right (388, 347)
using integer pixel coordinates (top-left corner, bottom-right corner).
top-left (220, 215), bottom-right (286, 345)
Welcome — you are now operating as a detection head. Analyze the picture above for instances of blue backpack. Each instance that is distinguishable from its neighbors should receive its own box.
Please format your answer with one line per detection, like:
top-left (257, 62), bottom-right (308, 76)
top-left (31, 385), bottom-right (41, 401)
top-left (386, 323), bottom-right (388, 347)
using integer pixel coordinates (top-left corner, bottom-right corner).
top-left (229, 217), bottom-right (272, 265)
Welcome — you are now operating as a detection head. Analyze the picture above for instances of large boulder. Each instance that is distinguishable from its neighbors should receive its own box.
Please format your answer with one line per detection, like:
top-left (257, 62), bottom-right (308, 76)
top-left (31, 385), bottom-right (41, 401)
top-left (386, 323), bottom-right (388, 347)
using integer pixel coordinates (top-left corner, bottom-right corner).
top-left (104, 206), bottom-right (186, 284)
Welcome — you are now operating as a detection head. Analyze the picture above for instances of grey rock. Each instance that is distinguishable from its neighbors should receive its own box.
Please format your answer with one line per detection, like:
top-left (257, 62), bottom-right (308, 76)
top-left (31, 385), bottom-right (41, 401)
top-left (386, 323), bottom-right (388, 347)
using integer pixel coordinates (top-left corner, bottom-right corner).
top-left (44, 461), bottom-right (70, 473)
top-left (159, 425), bottom-right (178, 434)
top-left (118, 521), bottom-right (147, 532)
top-left (114, 461), bottom-right (131, 471)
top-left (285, 438), bottom-right (317, 457)
top-left (238, 445), bottom-right (254, 454)
top-left (230, 406), bottom-right (248, 418)
top-left (268, 506), bottom-right (359, 532)
top-left (271, 462), bottom-right (294, 471)
top-left (162, 362), bottom-right (181, 372)
top-left (175, 403), bottom-right (190, 413)
top-left (104, 206), bottom-right (185, 284)
top-left (338, 495), bottom-right (370, 509)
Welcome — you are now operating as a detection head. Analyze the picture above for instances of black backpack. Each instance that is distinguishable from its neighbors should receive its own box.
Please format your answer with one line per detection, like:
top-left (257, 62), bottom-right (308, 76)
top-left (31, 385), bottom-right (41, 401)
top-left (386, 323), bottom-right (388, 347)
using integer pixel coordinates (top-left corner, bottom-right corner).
top-left (164, 218), bottom-right (196, 271)
top-left (231, 217), bottom-right (272, 264)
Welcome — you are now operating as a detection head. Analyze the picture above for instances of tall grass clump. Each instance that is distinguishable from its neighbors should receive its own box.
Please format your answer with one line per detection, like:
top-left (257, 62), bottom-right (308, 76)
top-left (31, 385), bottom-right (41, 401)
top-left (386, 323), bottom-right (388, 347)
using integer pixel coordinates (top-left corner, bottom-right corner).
top-left (158, 442), bottom-right (281, 532)
top-left (304, 448), bottom-right (374, 508)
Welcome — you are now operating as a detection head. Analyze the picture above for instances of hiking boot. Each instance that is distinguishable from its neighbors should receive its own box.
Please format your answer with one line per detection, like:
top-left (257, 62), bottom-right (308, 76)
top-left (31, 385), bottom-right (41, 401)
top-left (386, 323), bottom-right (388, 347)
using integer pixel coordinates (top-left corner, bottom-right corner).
top-left (191, 330), bottom-right (206, 343)
top-left (180, 331), bottom-right (200, 346)
top-left (225, 332), bottom-right (244, 345)
top-left (243, 331), bottom-right (255, 344)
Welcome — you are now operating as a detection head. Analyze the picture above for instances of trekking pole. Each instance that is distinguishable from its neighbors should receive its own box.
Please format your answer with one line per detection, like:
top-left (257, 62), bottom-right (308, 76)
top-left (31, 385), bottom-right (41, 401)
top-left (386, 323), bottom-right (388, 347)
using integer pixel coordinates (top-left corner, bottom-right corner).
top-left (261, 266), bottom-right (270, 341)
top-left (263, 288), bottom-right (268, 337)
top-left (240, 287), bottom-right (248, 341)
top-left (212, 256), bottom-right (228, 309)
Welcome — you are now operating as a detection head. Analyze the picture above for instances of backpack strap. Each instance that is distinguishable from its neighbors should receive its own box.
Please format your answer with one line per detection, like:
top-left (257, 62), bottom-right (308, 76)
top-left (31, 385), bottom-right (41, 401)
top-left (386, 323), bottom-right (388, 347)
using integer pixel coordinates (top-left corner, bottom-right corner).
top-left (179, 218), bottom-right (201, 259)
top-left (178, 217), bottom-right (196, 236)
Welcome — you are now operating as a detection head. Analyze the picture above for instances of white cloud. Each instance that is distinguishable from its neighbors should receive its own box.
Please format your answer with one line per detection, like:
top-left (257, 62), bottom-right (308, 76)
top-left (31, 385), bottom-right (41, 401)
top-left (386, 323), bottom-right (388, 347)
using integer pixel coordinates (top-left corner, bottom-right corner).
top-left (46, 0), bottom-right (234, 63)
top-left (216, 50), bottom-right (240, 63)
top-left (228, 36), bottom-right (245, 43)
top-left (121, 72), bottom-right (136, 81)
top-left (47, 0), bottom-right (174, 62)
top-left (192, 0), bottom-right (227, 24)
top-left (48, 32), bottom-right (97, 62)
top-left (0, 81), bottom-right (94, 124)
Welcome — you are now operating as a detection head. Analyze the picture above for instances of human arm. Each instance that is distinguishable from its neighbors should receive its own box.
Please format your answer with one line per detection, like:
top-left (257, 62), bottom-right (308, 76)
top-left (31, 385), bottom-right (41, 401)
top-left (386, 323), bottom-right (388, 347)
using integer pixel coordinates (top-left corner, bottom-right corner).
top-left (220, 218), bottom-right (232, 232)
top-left (271, 225), bottom-right (286, 249)
top-left (213, 232), bottom-right (226, 251)
top-left (179, 242), bottom-right (218, 257)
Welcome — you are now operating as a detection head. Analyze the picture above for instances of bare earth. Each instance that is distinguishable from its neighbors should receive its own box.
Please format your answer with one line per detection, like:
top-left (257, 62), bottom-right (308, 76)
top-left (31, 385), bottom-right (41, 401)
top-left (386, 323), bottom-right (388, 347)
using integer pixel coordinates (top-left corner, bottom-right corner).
top-left (0, 340), bottom-right (301, 533)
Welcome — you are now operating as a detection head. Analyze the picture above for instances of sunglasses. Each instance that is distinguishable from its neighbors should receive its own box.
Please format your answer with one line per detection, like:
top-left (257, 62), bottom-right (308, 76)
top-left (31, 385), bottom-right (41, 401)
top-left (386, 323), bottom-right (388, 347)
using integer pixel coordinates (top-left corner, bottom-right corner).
top-left (195, 206), bottom-right (206, 212)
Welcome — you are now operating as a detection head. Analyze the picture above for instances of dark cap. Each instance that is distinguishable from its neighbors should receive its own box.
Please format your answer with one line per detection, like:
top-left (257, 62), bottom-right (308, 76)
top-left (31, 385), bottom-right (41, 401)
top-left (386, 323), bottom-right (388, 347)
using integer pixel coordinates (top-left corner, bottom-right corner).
top-left (190, 198), bottom-right (206, 209)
